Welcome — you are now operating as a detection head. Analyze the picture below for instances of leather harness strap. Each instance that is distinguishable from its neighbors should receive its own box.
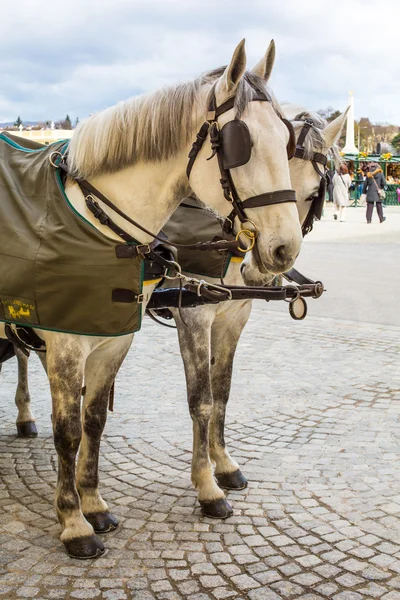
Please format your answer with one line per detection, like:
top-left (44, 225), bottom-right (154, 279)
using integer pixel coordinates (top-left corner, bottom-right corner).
top-left (57, 162), bottom-right (241, 260)
top-left (229, 190), bottom-right (296, 210)
top-left (147, 278), bottom-right (324, 310)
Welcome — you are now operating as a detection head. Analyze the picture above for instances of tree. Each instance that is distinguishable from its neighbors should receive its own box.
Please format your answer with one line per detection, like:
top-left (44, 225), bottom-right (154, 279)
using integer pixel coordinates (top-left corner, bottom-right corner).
top-left (64, 114), bottom-right (72, 130)
top-left (326, 109), bottom-right (341, 123)
top-left (317, 107), bottom-right (343, 123)
top-left (55, 114), bottom-right (72, 129)
top-left (391, 133), bottom-right (400, 153)
top-left (14, 116), bottom-right (22, 127)
top-left (74, 117), bottom-right (79, 128)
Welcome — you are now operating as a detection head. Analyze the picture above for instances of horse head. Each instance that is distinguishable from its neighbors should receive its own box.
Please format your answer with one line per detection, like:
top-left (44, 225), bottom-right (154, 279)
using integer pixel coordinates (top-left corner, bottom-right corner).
top-left (188, 40), bottom-right (302, 285)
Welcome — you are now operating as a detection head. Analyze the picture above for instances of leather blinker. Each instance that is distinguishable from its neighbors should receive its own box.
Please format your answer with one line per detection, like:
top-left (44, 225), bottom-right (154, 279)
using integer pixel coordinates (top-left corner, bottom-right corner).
top-left (314, 176), bottom-right (326, 220)
top-left (282, 118), bottom-right (296, 160)
top-left (220, 120), bottom-right (252, 170)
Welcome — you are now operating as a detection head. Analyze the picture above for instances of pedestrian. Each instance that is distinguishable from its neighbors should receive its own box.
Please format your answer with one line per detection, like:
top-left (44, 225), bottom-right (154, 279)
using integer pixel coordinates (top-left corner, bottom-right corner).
top-left (327, 167), bottom-right (335, 202)
top-left (333, 164), bottom-right (351, 221)
top-left (356, 168), bottom-right (365, 200)
top-left (362, 162), bottom-right (386, 223)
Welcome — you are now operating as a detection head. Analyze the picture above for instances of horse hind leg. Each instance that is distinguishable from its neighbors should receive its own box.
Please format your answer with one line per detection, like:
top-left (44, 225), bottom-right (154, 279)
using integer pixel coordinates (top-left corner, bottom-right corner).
top-left (209, 302), bottom-right (252, 491)
top-left (76, 337), bottom-right (132, 535)
top-left (173, 306), bottom-right (232, 520)
top-left (47, 336), bottom-right (104, 559)
top-left (15, 348), bottom-right (38, 438)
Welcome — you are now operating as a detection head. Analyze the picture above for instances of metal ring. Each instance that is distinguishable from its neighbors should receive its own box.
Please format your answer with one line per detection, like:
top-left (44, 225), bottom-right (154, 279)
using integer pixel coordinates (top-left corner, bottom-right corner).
top-left (236, 229), bottom-right (256, 253)
top-left (283, 285), bottom-right (301, 303)
top-left (313, 281), bottom-right (325, 298)
top-left (162, 261), bottom-right (182, 280)
top-left (48, 151), bottom-right (64, 168)
top-left (240, 219), bottom-right (258, 236)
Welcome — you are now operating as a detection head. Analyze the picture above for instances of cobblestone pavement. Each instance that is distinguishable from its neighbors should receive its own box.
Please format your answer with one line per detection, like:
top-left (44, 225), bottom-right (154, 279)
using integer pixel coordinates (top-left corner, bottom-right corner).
top-left (0, 305), bottom-right (399, 600)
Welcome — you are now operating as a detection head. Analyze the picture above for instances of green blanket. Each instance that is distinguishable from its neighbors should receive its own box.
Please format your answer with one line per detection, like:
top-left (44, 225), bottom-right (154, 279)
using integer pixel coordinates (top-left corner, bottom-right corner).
top-left (164, 196), bottom-right (233, 279)
top-left (0, 133), bottom-right (144, 336)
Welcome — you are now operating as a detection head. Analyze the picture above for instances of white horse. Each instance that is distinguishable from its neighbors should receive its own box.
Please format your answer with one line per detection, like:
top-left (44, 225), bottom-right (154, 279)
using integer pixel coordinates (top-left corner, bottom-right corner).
top-left (0, 40), bottom-right (302, 558)
top-left (3, 104), bottom-right (346, 525)
top-left (168, 105), bottom-right (347, 518)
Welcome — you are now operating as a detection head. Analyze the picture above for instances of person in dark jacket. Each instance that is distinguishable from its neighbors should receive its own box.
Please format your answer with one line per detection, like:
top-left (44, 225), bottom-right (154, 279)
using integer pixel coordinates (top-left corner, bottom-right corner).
top-left (362, 162), bottom-right (386, 223)
top-left (326, 168), bottom-right (335, 202)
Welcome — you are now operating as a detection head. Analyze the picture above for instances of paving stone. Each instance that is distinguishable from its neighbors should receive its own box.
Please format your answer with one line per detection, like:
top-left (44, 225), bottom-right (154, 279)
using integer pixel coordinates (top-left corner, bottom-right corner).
top-left (178, 581), bottom-right (200, 595)
top-left (358, 583), bottom-right (389, 597)
top-left (247, 590), bottom-right (281, 600)
top-left (335, 573), bottom-right (364, 587)
top-left (291, 573), bottom-right (322, 586)
top-left (230, 575), bottom-right (260, 591)
top-left (314, 564), bottom-right (342, 578)
top-left (333, 594), bottom-right (363, 600)
top-left (211, 588), bottom-right (237, 599)
top-left (16, 588), bottom-right (40, 598)
top-left (271, 580), bottom-right (304, 597)
top-left (70, 591), bottom-right (101, 599)
top-left (315, 583), bottom-right (338, 597)
top-left (199, 576), bottom-right (227, 589)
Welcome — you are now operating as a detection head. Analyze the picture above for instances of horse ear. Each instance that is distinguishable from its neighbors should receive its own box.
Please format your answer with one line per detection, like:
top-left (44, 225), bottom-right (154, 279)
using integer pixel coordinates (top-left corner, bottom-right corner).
top-left (220, 39), bottom-right (247, 94)
top-left (252, 40), bottom-right (276, 82)
top-left (322, 107), bottom-right (350, 148)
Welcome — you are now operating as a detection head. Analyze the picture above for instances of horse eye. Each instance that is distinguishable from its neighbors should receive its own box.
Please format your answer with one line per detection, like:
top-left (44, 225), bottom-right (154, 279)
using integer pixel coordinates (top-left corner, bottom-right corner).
top-left (306, 189), bottom-right (319, 201)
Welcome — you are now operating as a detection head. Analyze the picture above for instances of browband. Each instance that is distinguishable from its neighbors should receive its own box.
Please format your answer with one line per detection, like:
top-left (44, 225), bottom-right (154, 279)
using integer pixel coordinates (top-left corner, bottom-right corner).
top-left (209, 91), bottom-right (270, 120)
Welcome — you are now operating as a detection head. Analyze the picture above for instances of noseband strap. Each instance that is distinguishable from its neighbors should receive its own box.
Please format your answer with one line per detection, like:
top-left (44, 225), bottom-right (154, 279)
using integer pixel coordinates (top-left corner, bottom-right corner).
top-left (187, 88), bottom-right (297, 236)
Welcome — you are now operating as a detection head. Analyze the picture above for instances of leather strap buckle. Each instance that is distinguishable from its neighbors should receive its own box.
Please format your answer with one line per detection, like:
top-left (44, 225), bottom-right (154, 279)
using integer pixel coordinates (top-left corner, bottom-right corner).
top-left (136, 244), bottom-right (151, 256)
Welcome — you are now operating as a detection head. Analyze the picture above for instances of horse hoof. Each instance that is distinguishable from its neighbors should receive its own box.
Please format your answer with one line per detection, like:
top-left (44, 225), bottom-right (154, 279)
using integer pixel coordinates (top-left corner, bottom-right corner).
top-left (17, 421), bottom-right (38, 438)
top-left (84, 511), bottom-right (119, 534)
top-left (63, 535), bottom-right (105, 559)
top-left (200, 498), bottom-right (233, 519)
top-left (216, 469), bottom-right (248, 491)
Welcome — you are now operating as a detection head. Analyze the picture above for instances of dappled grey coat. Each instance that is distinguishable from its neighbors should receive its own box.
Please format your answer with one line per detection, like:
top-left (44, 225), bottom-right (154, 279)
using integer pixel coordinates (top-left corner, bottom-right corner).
top-left (363, 169), bottom-right (386, 203)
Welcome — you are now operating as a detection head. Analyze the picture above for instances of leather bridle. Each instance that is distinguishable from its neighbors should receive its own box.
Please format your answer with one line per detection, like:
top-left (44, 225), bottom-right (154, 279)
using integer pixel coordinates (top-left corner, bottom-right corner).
top-left (187, 86), bottom-right (297, 248)
top-left (293, 118), bottom-right (329, 237)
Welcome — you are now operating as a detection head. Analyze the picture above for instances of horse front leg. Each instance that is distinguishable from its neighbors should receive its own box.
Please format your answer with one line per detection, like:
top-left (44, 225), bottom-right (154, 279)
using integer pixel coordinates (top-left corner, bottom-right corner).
top-left (47, 336), bottom-right (103, 559)
top-left (173, 306), bottom-right (232, 520)
top-left (14, 348), bottom-right (38, 438)
top-left (76, 337), bottom-right (132, 535)
top-left (209, 301), bottom-right (252, 491)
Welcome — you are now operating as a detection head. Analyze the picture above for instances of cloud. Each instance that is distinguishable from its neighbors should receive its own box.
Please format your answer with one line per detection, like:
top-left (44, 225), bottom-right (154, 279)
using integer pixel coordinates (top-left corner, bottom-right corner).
top-left (1, 0), bottom-right (399, 124)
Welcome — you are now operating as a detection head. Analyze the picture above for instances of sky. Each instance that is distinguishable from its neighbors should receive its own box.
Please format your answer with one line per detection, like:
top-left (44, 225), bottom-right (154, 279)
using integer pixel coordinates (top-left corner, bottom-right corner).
top-left (1, 0), bottom-right (399, 125)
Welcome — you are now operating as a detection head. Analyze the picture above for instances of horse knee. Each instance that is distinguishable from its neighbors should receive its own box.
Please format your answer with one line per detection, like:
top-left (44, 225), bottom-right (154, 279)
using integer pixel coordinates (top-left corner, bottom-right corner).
top-left (53, 416), bottom-right (82, 457)
top-left (189, 402), bottom-right (213, 424)
top-left (82, 409), bottom-right (107, 440)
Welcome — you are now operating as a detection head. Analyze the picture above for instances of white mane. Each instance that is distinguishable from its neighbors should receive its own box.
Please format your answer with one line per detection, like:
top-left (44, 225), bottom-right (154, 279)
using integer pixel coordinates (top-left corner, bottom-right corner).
top-left (68, 70), bottom-right (275, 180)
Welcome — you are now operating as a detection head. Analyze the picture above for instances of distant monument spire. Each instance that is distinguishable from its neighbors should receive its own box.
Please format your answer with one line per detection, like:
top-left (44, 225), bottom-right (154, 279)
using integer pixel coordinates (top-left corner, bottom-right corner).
top-left (342, 91), bottom-right (359, 154)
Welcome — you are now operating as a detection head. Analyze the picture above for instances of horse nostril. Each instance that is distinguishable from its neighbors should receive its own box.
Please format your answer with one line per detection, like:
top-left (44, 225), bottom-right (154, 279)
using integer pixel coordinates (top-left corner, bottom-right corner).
top-left (274, 245), bottom-right (287, 263)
